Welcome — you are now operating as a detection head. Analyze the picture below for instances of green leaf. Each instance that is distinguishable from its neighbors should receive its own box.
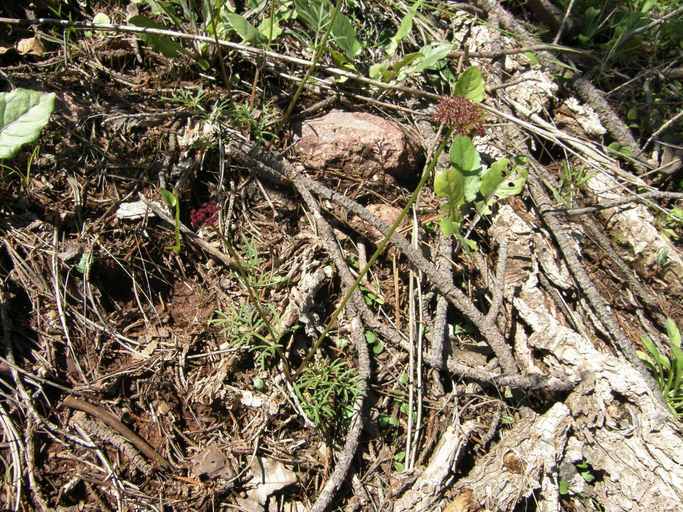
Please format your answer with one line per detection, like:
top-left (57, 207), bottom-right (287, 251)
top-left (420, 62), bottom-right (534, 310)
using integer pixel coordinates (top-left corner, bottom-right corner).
top-left (439, 216), bottom-right (461, 236)
top-left (666, 318), bottom-right (681, 347)
top-left (454, 66), bottom-right (485, 103)
top-left (449, 135), bottom-right (480, 172)
top-left (159, 187), bottom-right (177, 208)
top-left (524, 51), bottom-right (540, 66)
top-left (75, 251), bottom-right (93, 274)
top-left (370, 52), bottom-right (421, 81)
top-left (258, 16), bottom-right (283, 41)
top-left (294, 0), bottom-right (330, 33)
top-left (434, 168), bottom-right (465, 203)
top-left (129, 15), bottom-right (182, 58)
top-left (386, 0), bottom-right (422, 56)
top-left (372, 340), bottom-right (385, 355)
top-left (92, 12), bottom-right (111, 25)
top-left (480, 158), bottom-right (510, 198)
top-left (379, 414), bottom-right (399, 428)
top-left (224, 12), bottom-right (262, 43)
top-left (0, 88), bottom-right (56, 160)
top-left (365, 330), bottom-right (378, 344)
top-left (559, 479), bottom-right (570, 496)
top-left (330, 5), bottom-right (363, 59)
top-left (607, 142), bottom-right (634, 158)
top-left (294, 0), bottom-right (362, 60)
top-left (398, 41), bottom-right (452, 80)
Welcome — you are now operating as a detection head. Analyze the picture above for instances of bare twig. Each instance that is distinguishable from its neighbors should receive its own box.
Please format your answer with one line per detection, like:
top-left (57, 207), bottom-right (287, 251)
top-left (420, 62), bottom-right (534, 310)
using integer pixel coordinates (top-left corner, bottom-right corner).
top-left (61, 396), bottom-right (171, 470)
top-left (430, 235), bottom-right (452, 387)
top-left (639, 110), bottom-right (683, 155)
top-left (292, 179), bottom-right (371, 512)
top-left (557, 190), bottom-right (683, 216)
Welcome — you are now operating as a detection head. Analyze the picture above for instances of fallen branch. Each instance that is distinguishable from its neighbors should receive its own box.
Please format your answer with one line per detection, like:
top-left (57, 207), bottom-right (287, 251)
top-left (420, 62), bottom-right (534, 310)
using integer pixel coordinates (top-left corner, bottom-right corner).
top-left (527, 164), bottom-right (667, 407)
top-left (61, 396), bottom-right (171, 470)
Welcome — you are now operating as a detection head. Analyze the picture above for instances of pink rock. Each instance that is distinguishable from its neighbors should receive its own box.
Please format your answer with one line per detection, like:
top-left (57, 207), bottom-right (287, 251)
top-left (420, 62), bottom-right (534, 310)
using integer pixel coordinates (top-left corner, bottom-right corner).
top-left (297, 110), bottom-right (421, 180)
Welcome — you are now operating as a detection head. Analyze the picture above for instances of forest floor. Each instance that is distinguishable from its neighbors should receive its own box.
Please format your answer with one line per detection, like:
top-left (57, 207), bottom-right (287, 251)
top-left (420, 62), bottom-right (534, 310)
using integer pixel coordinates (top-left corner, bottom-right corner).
top-left (0, 1), bottom-right (682, 511)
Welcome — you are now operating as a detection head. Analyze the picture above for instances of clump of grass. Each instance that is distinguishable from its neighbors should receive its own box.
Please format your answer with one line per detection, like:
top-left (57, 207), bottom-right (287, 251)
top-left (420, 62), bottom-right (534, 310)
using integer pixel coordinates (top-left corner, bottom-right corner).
top-left (637, 318), bottom-right (683, 418)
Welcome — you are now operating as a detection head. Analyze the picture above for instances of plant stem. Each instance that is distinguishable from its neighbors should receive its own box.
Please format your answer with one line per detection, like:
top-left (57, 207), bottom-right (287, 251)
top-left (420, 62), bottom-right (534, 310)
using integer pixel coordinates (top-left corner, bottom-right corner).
top-left (283, 7), bottom-right (337, 121)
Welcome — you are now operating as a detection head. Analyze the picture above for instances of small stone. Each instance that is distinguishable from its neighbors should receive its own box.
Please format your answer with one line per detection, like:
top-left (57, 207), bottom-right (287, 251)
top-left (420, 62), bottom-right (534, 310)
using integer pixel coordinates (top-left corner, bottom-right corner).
top-left (297, 110), bottom-right (421, 181)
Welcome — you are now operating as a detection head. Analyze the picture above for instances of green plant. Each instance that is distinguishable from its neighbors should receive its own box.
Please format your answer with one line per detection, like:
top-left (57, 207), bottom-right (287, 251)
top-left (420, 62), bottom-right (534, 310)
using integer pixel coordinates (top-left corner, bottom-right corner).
top-left (434, 135), bottom-right (527, 241)
top-left (638, 318), bottom-right (683, 418)
top-left (236, 237), bottom-right (287, 289)
top-left (211, 301), bottom-right (283, 369)
top-left (159, 188), bottom-right (182, 254)
top-left (660, 207), bottom-right (683, 241)
top-left (364, 330), bottom-right (384, 355)
top-left (284, 0), bottom-right (361, 118)
top-left (0, 88), bottom-right (55, 160)
top-left (230, 101), bottom-right (279, 143)
top-left (554, 162), bottom-right (593, 207)
top-left (294, 357), bottom-right (360, 433)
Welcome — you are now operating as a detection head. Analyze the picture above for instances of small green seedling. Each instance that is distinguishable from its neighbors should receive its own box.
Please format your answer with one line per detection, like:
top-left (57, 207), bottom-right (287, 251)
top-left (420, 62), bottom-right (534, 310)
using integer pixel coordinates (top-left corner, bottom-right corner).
top-left (159, 188), bottom-right (182, 254)
top-left (294, 357), bottom-right (360, 433)
top-left (364, 330), bottom-right (384, 355)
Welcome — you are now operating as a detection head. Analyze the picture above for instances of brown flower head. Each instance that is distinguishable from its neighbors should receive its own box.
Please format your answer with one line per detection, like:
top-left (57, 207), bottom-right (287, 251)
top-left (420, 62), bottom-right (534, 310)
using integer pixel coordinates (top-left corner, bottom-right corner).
top-left (432, 96), bottom-right (485, 136)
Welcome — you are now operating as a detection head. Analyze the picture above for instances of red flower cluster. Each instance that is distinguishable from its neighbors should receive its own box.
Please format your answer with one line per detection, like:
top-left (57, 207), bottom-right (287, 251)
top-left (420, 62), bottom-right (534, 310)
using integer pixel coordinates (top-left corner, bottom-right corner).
top-left (190, 201), bottom-right (219, 228)
top-left (432, 96), bottom-right (485, 136)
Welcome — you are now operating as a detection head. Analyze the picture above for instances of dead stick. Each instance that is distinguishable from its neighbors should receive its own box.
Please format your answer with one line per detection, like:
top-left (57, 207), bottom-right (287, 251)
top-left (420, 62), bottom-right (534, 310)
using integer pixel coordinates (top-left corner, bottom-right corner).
top-left (62, 396), bottom-right (170, 470)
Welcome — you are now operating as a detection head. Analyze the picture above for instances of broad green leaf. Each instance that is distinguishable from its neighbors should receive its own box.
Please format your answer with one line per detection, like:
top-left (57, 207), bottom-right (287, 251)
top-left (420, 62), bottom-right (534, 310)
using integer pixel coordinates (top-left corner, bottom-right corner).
top-left (294, 0), bottom-right (362, 60)
top-left (670, 344), bottom-right (683, 395)
top-left (439, 217), bottom-right (460, 236)
top-left (294, 0), bottom-right (330, 33)
top-left (398, 41), bottom-right (452, 80)
top-left (454, 66), bottom-right (485, 102)
top-left (463, 169), bottom-right (481, 203)
top-left (492, 164), bottom-right (528, 199)
top-left (480, 158), bottom-right (510, 198)
top-left (386, 0), bottom-right (422, 56)
top-left (666, 318), bottom-right (681, 347)
top-left (449, 135), bottom-right (480, 172)
top-left (365, 330), bottom-right (378, 344)
top-left (258, 17), bottom-right (283, 41)
top-left (0, 88), bottom-right (55, 160)
top-left (223, 12), bottom-right (262, 43)
top-left (434, 168), bottom-right (465, 203)
top-left (524, 51), bottom-right (540, 66)
top-left (129, 15), bottom-right (182, 58)
top-left (370, 52), bottom-right (421, 81)
top-left (330, 5), bottom-right (363, 59)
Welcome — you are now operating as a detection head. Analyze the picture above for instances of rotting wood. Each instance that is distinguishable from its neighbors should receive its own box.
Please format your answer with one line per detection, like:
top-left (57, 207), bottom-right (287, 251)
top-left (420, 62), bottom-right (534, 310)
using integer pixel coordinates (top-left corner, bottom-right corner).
top-left (394, 422), bottom-right (477, 512)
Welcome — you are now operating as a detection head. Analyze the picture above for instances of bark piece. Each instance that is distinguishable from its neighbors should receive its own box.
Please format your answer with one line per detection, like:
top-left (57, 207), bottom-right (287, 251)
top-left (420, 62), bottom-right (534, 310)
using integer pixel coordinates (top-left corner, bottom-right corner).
top-left (296, 110), bottom-right (421, 180)
top-left (514, 275), bottom-right (683, 511)
top-left (394, 422), bottom-right (477, 512)
top-left (584, 171), bottom-right (683, 296)
top-left (454, 403), bottom-right (571, 512)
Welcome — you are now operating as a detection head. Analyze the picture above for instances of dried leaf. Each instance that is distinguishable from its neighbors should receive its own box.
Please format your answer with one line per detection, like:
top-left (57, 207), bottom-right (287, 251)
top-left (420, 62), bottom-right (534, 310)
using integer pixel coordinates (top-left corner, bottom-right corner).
top-left (16, 37), bottom-right (45, 56)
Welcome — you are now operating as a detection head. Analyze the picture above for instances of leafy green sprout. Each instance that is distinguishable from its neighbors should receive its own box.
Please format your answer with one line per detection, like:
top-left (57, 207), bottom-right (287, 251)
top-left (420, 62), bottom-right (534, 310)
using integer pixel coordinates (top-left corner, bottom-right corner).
top-left (159, 188), bottom-right (182, 254)
top-left (236, 236), bottom-right (287, 289)
top-left (293, 357), bottom-right (360, 433)
top-left (210, 301), bottom-right (283, 369)
top-left (637, 318), bottom-right (683, 418)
